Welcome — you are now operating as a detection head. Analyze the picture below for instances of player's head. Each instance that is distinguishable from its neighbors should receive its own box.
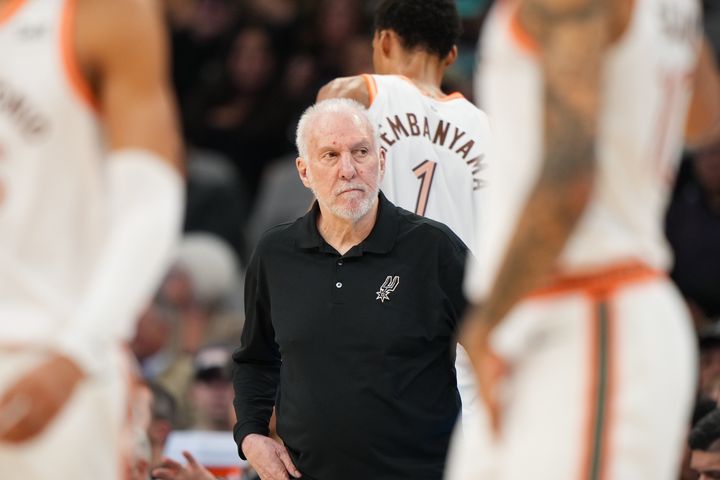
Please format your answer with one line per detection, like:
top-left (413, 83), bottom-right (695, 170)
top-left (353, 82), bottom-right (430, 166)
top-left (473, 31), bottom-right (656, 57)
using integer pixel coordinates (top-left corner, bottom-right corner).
top-left (372, 0), bottom-right (460, 70)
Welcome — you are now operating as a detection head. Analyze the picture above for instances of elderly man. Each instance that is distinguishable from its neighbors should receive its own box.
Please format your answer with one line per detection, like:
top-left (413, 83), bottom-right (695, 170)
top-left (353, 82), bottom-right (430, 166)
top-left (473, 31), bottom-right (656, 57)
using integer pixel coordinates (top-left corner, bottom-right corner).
top-left (232, 98), bottom-right (468, 480)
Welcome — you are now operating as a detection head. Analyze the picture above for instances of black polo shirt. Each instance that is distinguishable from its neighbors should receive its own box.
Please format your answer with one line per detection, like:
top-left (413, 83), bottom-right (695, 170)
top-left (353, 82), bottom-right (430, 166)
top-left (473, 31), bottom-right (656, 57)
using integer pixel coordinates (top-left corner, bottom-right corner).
top-left (233, 193), bottom-right (468, 480)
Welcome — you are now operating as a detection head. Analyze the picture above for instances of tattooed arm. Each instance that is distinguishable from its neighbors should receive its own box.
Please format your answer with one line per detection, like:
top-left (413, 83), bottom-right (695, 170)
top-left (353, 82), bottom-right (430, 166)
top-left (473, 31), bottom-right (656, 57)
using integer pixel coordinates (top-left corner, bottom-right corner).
top-left (465, 0), bottom-right (612, 331)
top-left (460, 0), bottom-right (618, 430)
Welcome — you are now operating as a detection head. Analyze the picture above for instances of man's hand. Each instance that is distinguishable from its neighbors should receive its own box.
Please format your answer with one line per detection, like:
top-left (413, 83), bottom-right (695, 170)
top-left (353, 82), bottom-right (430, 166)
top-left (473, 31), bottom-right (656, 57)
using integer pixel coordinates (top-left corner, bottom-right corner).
top-left (0, 353), bottom-right (85, 443)
top-left (152, 451), bottom-right (217, 480)
top-left (242, 433), bottom-right (301, 480)
top-left (459, 317), bottom-right (508, 435)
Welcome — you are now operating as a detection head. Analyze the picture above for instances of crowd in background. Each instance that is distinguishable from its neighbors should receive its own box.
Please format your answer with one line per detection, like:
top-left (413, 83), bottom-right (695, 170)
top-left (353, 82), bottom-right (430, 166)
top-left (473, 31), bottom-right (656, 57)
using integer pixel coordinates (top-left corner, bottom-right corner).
top-left (124, 0), bottom-right (720, 478)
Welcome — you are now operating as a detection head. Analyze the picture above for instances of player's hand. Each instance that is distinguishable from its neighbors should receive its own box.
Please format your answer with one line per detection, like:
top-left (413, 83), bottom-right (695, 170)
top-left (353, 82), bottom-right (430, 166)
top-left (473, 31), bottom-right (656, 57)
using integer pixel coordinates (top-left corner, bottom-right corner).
top-left (0, 353), bottom-right (85, 443)
top-left (152, 451), bottom-right (217, 480)
top-left (460, 318), bottom-right (508, 436)
top-left (242, 433), bottom-right (302, 480)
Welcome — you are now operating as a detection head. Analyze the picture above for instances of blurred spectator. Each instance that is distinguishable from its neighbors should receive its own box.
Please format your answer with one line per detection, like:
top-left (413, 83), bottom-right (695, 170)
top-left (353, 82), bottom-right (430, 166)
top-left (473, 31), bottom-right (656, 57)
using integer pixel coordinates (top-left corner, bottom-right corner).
top-left (699, 324), bottom-right (720, 401)
top-left (175, 233), bottom-right (242, 314)
top-left (188, 344), bottom-right (235, 431)
top-left (680, 398), bottom-right (718, 480)
top-left (162, 345), bottom-right (245, 479)
top-left (689, 408), bottom-right (720, 479)
top-left (153, 450), bottom-right (218, 480)
top-left (184, 25), bottom-right (293, 205)
top-left (704, 0), bottom-right (720, 63)
top-left (128, 381), bottom-right (154, 480)
top-left (337, 35), bottom-right (374, 76)
top-left (149, 383), bottom-right (179, 470)
top-left (246, 154), bottom-right (314, 249)
top-left (131, 233), bottom-right (243, 434)
top-left (312, 0), bottom-right (370, 83)
top-left (185, 150), bottom-right (250, 262)
top-left (171, 0), bottom-right (241, 104)
top-left (666, 145), bottom-right (720, 319)
top-left (132, 298), bottom-right (177, 376)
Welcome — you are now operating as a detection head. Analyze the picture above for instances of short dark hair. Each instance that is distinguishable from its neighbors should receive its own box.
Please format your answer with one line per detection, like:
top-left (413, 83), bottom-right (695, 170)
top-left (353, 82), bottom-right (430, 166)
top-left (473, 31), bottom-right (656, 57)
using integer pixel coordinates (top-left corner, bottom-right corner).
top-left (689, 408), bottom-right (720, 451)
top-left (373, 0), bottom-right (461, 59)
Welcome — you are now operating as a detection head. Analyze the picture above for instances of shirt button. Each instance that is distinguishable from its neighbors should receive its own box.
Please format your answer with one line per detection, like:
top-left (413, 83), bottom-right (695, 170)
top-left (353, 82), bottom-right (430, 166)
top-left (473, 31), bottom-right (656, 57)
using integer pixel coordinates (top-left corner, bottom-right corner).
top-left (337, 260), bottom-right (343, 266)
top-left (336, 282), bottom-right (342, 288)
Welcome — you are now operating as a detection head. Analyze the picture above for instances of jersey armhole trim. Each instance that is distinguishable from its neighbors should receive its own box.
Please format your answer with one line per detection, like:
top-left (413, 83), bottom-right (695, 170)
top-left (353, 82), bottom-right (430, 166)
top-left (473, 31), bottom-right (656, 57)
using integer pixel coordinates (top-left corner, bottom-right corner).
top-left (0, 0), bottom-right (26, 25)
top-left (509, 7), bottom-right (539, 55)
top-left (439, 92), bottom-right (465, 102)
top-left (362, 74), bottom-right (377, 106)
top-left (61, 0), bottom-right (100, 113)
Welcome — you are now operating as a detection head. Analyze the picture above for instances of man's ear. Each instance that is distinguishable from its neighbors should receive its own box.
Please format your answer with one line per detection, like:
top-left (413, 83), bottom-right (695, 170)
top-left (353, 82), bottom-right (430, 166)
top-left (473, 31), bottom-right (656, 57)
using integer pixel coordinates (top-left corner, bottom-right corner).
top-left (296, 157), bottom-right (312, 188)
top-left (378, 148), bottom-right (387, 179)
top-left (444, 45), bottom-right (458, 68)
top-left (377, 29), bottom-right (394, 58)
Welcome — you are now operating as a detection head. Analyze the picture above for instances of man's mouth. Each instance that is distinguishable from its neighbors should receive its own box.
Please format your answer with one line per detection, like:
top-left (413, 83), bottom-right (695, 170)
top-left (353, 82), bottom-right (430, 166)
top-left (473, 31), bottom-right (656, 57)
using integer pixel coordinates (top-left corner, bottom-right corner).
top-left (336, 186), bottom-right (365, 196)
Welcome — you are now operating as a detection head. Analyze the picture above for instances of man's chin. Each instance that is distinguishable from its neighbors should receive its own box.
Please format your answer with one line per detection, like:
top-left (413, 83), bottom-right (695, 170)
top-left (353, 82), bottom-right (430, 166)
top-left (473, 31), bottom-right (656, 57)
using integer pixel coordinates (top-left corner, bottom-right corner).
top-left (331, 201), bottom-right (370, 221)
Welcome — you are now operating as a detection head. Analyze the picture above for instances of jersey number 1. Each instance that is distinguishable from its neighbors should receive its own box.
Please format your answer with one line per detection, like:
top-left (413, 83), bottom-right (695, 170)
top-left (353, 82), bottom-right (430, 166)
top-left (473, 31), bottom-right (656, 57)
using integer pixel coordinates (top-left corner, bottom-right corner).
top-left (412, 160), bottom-right (437, 216)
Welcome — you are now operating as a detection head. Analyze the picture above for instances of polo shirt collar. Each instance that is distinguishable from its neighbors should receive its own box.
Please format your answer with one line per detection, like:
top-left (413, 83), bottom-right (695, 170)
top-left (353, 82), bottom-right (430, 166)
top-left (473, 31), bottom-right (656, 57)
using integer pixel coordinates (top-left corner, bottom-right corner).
top-left (295, 192), bottom-right (399, 255)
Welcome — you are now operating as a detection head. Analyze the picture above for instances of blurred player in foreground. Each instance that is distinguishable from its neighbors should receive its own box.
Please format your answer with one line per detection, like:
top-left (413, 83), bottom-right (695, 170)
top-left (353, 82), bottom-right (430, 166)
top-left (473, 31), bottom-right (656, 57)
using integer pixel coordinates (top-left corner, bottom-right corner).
top-left (0, 0), bottom-right (183, 478)
top-left (449, 0), bottom-right (720, 478)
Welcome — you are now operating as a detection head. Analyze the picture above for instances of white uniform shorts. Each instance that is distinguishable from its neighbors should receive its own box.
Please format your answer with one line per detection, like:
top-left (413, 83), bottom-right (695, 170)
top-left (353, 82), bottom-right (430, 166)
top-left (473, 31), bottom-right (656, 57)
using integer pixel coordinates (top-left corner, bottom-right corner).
top-left (0, 345), bottom-right (131, 480)
top-left (446, 262), bottom-right (697, 480)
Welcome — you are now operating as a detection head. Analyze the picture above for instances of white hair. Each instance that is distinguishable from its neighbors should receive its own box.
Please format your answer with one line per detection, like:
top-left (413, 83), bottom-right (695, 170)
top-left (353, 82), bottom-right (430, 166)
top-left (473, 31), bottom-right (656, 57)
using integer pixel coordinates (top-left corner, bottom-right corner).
top-left (295, 98), bottom-right (378, 159)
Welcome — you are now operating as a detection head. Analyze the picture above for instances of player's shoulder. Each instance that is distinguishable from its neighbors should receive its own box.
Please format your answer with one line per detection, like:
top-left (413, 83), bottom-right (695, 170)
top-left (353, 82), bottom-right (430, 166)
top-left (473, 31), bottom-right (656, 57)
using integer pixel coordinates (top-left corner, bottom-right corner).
top-left (77, 0), bottom-right (158, 22)
top-left (76, 0), bottom-right (163, 58)
top-left (317, 75), bottom-right (371, 107)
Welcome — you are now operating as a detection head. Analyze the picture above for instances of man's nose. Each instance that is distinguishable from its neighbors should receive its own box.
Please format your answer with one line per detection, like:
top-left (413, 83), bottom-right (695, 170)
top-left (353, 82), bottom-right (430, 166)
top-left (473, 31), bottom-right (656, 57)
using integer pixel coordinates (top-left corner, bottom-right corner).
top-left (338, 151), bottom-right (357, 179)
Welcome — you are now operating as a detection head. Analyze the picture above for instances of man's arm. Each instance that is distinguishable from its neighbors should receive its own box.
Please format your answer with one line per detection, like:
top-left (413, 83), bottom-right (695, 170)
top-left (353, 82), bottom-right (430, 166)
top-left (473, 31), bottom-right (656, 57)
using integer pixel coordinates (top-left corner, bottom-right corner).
top-left (53, 0), bottom-right (184, 371)
top-left (460, 0), bottom-right (611, 431)
top-left (317, 75), bottom-right (371, 106)
top-left (232, 251), bottom-right (300, 479)
top-left (685, 37), bottom-right (720, 151)
top-left (470, 0), bottom-right (609, 328)
top-left (0, 0), bottom-right (183, 442)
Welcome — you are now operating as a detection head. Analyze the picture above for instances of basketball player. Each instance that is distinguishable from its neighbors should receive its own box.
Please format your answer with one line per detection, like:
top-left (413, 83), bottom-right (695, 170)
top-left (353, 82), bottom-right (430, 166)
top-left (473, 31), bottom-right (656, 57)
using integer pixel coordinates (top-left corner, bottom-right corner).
top-left (318, 0), bottom-right (491, 425)
top-left (447, 0), bottom-right (720, 479)
top-left (0, 0), bottom-right (183, 478)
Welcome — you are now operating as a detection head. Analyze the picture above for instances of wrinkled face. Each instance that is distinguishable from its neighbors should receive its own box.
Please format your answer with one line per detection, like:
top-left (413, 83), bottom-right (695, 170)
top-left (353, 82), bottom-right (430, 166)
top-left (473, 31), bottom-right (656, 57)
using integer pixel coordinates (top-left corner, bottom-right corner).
top-left (700, 346), bottom-right (720, 400)
top-left (191, 379), bottom-right (234, 429)
top-left (297, 111), bottom-right (385, 222)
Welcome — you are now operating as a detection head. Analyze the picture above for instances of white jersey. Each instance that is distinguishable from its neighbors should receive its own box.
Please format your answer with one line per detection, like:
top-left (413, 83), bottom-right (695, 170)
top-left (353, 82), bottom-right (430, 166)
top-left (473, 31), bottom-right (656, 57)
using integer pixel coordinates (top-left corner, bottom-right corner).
top-left (365, 74), bottom-right (492, 255)
top-left (469, 0), bottom-right (702, 299)
top-left (0, 0), bottom-right (106, 341)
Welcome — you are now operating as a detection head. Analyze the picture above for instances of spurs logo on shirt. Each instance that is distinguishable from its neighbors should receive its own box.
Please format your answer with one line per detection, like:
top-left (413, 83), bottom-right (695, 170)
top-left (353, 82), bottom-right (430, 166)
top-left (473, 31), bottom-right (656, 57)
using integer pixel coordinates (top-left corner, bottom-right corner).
top-left (376, 275), bottom-right (399, 303)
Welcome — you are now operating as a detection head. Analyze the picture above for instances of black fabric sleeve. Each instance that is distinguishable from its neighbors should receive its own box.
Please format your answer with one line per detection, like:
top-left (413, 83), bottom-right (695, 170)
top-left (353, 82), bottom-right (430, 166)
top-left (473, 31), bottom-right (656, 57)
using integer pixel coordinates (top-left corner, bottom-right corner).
top-left (232, 248), bottom-right (281, 460)
top-left (440, 235), bottom-right (470, 330)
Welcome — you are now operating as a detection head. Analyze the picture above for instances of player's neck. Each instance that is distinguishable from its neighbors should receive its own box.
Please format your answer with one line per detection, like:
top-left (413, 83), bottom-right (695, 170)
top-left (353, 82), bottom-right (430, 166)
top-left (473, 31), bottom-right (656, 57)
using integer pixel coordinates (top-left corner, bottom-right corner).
top-left (390, 52), bottom-right (447, 99)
